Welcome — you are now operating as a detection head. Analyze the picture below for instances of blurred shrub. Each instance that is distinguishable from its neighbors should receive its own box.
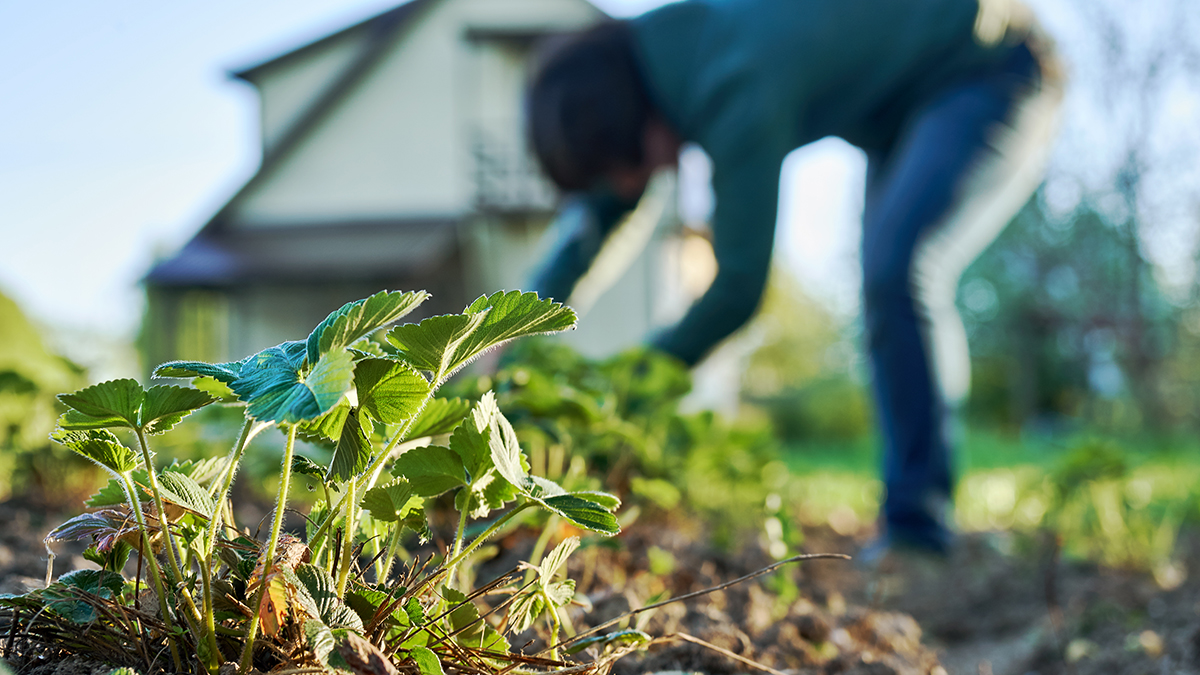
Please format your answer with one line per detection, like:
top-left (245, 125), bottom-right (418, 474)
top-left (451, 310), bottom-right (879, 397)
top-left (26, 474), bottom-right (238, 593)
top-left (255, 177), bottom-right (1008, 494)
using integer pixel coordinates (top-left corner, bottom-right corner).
top-left (448, 339), bottom-right (786, 546)
top-left (751, 377), bottom-right (872, 442)
top-left (0, 292), bottom-right (95, 504)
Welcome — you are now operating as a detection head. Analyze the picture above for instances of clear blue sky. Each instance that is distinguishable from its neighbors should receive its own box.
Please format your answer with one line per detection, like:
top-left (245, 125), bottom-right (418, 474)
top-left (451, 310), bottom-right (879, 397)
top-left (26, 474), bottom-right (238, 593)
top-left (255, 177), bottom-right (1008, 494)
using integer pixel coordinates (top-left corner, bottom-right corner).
top-left (1, 0), bottom-right (1195, 365)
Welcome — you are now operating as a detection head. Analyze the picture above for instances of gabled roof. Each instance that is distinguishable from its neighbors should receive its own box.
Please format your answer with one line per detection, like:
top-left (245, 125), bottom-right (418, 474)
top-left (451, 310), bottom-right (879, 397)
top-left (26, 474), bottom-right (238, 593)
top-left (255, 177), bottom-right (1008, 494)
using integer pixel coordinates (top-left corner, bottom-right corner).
top-left (147, 0), bottom-right (438, 289)
top-left (231, 0), bottom-right (433, 83)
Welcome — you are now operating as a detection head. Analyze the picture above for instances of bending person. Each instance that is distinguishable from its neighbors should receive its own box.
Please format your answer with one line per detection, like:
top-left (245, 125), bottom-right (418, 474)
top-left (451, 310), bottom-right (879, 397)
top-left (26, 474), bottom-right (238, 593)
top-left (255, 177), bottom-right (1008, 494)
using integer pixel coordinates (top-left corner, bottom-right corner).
top-left (526, 0), bottom-right (1062, 555)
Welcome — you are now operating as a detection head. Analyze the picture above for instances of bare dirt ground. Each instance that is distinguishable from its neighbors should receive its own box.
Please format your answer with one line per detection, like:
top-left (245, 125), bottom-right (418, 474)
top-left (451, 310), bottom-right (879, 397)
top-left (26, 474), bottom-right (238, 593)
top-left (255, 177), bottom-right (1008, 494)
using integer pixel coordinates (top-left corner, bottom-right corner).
top-left (4, 499), bottom-right (1200, 675)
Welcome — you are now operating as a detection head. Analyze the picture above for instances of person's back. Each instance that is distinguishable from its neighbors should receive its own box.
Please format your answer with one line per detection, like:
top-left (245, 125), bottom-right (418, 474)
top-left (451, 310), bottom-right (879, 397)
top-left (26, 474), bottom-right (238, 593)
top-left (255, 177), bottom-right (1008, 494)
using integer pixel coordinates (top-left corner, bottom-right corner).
top-left (632, 0), bottom-right (1037, 155)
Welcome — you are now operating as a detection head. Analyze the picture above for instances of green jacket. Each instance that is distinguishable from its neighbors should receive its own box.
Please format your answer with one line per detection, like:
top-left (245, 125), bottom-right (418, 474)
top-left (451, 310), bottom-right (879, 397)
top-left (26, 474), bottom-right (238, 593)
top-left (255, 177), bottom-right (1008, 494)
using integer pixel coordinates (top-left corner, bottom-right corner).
top-left (534, 0), bottom-right (1033, 365)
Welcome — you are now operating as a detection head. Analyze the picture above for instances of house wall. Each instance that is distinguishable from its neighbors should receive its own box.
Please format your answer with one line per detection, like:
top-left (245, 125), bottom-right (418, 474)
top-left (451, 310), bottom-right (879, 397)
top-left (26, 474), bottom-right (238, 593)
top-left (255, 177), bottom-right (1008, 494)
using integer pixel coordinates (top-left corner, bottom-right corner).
top-left (232, 0), bottom-right (600, 227)
top-left (250, 30), bottom-right (370, 155)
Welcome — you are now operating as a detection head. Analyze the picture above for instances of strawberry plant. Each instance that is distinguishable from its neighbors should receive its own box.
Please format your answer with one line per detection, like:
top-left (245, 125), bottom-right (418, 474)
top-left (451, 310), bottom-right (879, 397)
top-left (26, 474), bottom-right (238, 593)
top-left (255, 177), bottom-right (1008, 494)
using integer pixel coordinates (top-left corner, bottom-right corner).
top-left (1, 290), bottom-right (626, 675)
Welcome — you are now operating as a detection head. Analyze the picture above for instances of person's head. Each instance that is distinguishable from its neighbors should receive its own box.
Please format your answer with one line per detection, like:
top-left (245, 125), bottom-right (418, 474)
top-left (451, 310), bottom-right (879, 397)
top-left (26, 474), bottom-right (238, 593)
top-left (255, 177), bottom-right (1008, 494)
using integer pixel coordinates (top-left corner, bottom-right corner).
top-left (527, 21), bottom-right (679, 200)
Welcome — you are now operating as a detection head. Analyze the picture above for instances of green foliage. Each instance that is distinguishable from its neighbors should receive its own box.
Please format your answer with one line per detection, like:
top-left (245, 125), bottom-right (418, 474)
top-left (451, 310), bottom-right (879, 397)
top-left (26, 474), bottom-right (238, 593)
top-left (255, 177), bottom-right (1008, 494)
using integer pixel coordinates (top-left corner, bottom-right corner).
top-left (454, 339), bottom-right (783, 540)
top-left (0, 291), bottom-right (89, 503)
top-left (8, 289), bottom-right (622, 675)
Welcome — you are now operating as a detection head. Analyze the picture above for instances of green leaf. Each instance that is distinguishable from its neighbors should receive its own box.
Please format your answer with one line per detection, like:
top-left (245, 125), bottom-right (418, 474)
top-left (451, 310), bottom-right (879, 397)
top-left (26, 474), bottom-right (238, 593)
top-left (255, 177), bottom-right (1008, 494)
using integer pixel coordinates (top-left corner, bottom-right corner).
top-left (406, 397), bottom-right (472, 438)
top-left (540, 494), bottom-right (619, 535)
top-left (305, 619), bottom-right (336, 664)
top-left (296, 564), bottom-right (363, 631)
top-left (564, 629), bottom-right (652, 655)
top-left (411, 645), bottom-right (444, 675)
top-left (153, 357), bottom-right (247, 384)
top-left (545, 579), bottom-right (576, 607)
top-left (355, 358), bottom-right (430, 424)
top-left (57, 379), bottom-right (143, 430)
top-left (454, 290), bottom-right (577, 366)
top-left (486, 401), bottom-right (526, 490)
top-left (386, 292), bottom-right (575, 383)
top-left (469, 474), bottom-right (519, 518)
top-left (297, 398), bottom-right (351, 444)
top-left (232, 344), bottom-right (353, 424)
top-left (157, 471), bottom-right (216, 519)
top-left (51, 429), bottom-right (139, 475)
top-left (392, 446), bottom-right (465, 497)
top-left (539, 536), bottom-right (579, 586)
top-left (140, 385), bottom-right (215, 434)
top-left (361, 479), bottom-right (421, 523)
top-left (442, 587), bottom-right (509, 652)
top-left (452, 393), bottom-right (501, 481)
top-left (326, 407), bottom-right (371, 482)
top-left (386, 312), bottom-right (490, 380)
top-left (567, 490), bottom-right (621, 511)
top-left (507, 591), bottom-right (544, 634)
top-left (306, 290), bottom-right (429, 365)
top-left (291, 455), bottom-right (327, 480)
top-left (44, 570), bottom-right (125, 623)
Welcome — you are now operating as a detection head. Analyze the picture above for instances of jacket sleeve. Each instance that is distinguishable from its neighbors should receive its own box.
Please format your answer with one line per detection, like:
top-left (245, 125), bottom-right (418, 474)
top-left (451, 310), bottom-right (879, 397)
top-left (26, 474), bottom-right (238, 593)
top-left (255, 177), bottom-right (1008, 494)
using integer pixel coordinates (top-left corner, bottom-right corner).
top-left (529, 190), bottom-right (639, 303)
top-left (651, 149), bottom-right (783, 365)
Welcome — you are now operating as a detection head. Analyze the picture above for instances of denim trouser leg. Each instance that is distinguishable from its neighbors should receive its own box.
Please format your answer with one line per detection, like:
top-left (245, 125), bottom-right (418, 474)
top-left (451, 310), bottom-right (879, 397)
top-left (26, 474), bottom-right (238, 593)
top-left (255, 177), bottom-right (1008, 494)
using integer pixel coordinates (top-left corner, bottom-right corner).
top-left (861, 43), bottom-right (1061, 550)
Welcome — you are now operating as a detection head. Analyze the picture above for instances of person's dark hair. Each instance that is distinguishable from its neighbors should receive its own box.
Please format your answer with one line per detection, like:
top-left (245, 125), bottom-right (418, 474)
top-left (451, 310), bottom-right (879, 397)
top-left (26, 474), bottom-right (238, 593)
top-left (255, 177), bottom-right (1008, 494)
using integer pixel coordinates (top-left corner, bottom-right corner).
top-left (527, 21), bottom-right (653, 192)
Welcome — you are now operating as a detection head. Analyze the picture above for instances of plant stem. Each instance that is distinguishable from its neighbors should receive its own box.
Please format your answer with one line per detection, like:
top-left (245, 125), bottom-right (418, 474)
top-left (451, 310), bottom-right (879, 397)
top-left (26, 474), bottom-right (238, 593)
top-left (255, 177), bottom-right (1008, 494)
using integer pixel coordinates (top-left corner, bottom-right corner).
top-left (239, 424), bottom-right (298, 675)
top-left (197, 417), bottom-right (258, 669)
top-left (120, 471), bottom-right (183, 671)
top-left (524, 514), bottom-right (560, 586)
top-left (308, 435), bottom-right (430, 549)
top-left (451, 503), bottom-right (471, 589)
top-left (335, 478), bottom-right (358, 597)
top-left (379, 523), bottom-right (404, 585)
top-left (442, 502), bottom-right (535, 577)
top-left (543, 589), bottom-right (562, 661)
top-left (133, 428), bottom-right (212, 670)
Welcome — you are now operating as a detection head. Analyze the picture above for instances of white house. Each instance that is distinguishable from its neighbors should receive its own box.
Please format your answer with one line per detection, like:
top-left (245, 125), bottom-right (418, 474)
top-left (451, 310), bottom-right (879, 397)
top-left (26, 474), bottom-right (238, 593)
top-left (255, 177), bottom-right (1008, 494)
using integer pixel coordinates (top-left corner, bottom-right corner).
top-left (143, 0), bottom-right (706, 371)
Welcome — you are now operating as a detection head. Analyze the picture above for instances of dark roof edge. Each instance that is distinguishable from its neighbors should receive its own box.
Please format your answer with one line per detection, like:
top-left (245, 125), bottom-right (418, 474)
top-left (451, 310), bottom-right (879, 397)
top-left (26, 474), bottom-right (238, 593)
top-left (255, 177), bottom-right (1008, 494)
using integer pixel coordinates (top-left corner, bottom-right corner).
top-left (231, 0), bottom-right (433, 81)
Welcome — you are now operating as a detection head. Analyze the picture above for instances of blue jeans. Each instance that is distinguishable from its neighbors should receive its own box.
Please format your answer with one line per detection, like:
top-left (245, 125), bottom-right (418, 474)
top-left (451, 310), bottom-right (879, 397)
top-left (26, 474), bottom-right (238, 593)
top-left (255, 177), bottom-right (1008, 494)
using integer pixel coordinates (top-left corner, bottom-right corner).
top-left (862, 42), bottom-right (1061, 551)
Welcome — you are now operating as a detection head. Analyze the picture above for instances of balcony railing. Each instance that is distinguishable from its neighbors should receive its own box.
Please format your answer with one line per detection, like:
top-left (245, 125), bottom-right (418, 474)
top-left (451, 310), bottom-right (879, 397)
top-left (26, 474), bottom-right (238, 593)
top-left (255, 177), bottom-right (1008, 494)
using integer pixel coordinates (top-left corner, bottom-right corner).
top-left (471, 130), bottom-right (558, 214)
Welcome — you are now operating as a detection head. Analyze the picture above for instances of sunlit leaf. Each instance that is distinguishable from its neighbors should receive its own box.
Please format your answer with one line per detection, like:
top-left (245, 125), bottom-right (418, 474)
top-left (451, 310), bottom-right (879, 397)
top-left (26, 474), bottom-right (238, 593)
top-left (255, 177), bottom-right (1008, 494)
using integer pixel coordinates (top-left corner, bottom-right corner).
top-left (545, 579), bottom-right (576, 607)
top-left (297, 399), bottom-right (351, 445)
top-left (355, 358), bottom-right (430, 424)
top-left (411, 645), bottom-right (444, 675)
top-left (539, 536), bottom-right (580, 586)
top-left (258, 573), bottom-right (291, 637)
top-left (57, 379), bottom-right (142, 430)
top-left (140, 385), bottom-right (215, 434)
top-left (386, 312), bottom-right (490, 380)
top-left (487, 402), bottom-right (526, 490)
top-left (391, 446), bottom-right (465, 497)
top-left (306, 290), bottom-right (429, 365)
top-left (454, 290), bottom-right (577, 367)
top-left (507, 590), bottom-right (544, 633)
top-left (51, 429), bottom-right (139, 475)
top-left (157, 471), bottom-right (216, 519)
top-left (540, 494), bottom-right (619, 535)
top-left (153, 358), bottom-right (247, 384)
top-left (361, 479), bottom-right (421, 523)
top-left (406, 397), bottom-right (472, 439)
top-left (232, 344), bottom-right (353, 424)
top-left (326, 407), bottom-right (371, 482)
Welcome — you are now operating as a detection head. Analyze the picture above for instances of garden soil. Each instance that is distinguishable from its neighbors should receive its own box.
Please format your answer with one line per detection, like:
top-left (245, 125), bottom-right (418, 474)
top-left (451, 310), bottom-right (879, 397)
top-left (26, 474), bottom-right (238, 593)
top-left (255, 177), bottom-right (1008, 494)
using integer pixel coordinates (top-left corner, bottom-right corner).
top-left (3, 499), bottom-right (1200, 675)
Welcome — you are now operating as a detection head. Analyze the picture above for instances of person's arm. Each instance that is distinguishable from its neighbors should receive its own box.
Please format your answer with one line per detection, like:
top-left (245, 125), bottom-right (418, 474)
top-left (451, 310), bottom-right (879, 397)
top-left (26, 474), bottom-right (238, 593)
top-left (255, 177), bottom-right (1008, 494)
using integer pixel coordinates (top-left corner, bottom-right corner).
top-left (651, 150), bottom-right (784, 365)
top-left (530, 189), bottom-right (640, 303)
